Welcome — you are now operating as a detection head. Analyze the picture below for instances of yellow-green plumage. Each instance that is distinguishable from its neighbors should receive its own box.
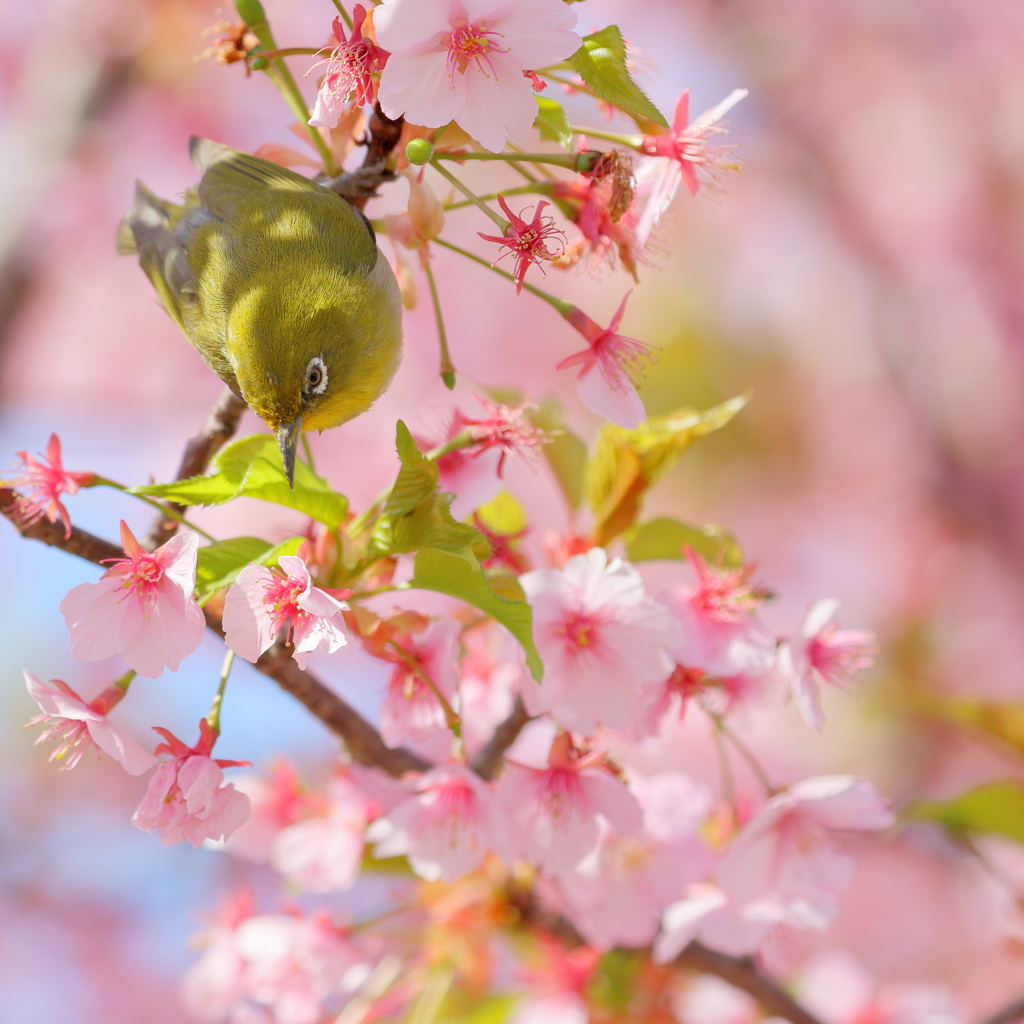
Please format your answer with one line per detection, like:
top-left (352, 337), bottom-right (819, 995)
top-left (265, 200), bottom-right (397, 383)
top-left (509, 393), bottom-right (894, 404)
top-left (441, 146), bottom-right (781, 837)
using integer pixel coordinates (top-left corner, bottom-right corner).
top-left (118, 137), bottom-right (403, 481)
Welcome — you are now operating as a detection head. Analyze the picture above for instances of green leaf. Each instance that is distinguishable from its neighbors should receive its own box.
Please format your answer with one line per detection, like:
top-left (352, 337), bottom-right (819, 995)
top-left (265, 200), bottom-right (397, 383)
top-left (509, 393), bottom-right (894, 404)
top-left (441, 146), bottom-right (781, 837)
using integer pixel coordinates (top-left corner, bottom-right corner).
top-left (534, 96), bottom-right (573, 149)
top-left (131, 434), bottom-right (348, 527)
top-left (624, 517), bottom-right (743, 568)
top-left (569, 26), bottom-right (668, 129)
top-left (411, 548), bottom-right (543, 681)
top-left (584, 395), bottom-right (748, 546)
top-left (475, 491), bottom-right (527, 536)
top-left (910, 781), bottom-right (1024, 845)
top-left (369, 421), bottom-right (440, 555)
top-left (531, 396), bottom-right (587, 511)
top-left (194, 535), bottom-right (304, 604)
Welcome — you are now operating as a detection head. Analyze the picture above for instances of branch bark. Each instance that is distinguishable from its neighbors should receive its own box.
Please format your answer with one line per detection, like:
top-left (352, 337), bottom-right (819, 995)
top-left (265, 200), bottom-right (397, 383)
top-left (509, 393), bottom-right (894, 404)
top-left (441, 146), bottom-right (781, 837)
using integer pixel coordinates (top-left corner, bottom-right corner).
top-left (676, 942), bottom-right (823, 1024)
top-left (1, 486), bottom-right (429, 778)
top-left (145, 387), bottom-right (247, 550)
top-left (471, 696), bottom-right (530, 780)
top-left (319, 103), bottom-right (404, 209)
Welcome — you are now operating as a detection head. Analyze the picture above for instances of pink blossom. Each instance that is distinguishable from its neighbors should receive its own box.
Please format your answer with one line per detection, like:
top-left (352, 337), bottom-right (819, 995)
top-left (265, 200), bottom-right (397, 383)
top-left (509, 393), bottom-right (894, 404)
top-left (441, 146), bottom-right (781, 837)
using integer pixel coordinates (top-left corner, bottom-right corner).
top-left (777, 599), bottom-right (878, 730)
top-left (493, 735), bottom-right (643, 876)
top-left (24, 671), bottom-right (156, 775)
top-left (635, 88), bottom-right (747, 243)
top-left (374, 0), bottom-right (581, 154)
top-left (459, 623), bottom-right (520, 756)
top-left (479, 196), bottom-right (566, 293)
top-left (223, 554), bottom-right (348, 670)
top-left (269, 776), bottom-right (369, 892)
top-left (367, 763), bottom-right (495, 881)
top-left (660, 548), bottom-right (777, 678)
top-left (6, 433), bottom-right (93, 538)
top-left (655, 776), bottom-right (895, 960)
top-left (459, 393), bottom-right (551, 473)
top-left (132, 720), bottom-right (251, 848)
top-left (556, 294), bottom-right (656, 429)
top-left (380, 618), bottom-right (460, 748)
top-left (628, 663), bottom-right (708, 739)
top-left (519, 548), bottom-right (674, 735)
top-left (308, 7), bottom-right (389, 129)
top-left (60, 521), bottom-right (205, 678)
top-left (225, 760), bottom-right (310, 863)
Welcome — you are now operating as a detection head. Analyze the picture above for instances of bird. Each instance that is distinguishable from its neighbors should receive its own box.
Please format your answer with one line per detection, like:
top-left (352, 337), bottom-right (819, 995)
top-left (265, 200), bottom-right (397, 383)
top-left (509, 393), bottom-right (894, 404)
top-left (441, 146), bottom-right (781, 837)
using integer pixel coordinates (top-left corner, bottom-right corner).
top-left (117, 136), bottom-right (403, 486)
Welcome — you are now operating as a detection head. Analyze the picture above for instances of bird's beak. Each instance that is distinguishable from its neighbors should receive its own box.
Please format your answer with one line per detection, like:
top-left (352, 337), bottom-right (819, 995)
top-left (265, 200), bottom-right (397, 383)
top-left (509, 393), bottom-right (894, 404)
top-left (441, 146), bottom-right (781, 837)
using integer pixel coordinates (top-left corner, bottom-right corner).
top-left (276, 415), bottom-right (302, 489)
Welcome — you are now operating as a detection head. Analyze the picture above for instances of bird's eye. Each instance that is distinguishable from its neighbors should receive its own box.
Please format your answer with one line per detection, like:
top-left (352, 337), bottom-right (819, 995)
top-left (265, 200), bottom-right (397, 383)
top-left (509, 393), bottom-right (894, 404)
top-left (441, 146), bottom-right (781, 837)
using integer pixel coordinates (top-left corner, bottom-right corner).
top-left (303, 356), bottom-right (328, 396)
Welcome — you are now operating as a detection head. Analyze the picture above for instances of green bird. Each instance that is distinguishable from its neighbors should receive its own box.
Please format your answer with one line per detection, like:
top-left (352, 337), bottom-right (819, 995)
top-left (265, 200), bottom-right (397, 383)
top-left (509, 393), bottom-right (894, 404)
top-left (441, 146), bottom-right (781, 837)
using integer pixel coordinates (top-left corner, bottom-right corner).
top-left (118, 136), bottom-right (403, 485)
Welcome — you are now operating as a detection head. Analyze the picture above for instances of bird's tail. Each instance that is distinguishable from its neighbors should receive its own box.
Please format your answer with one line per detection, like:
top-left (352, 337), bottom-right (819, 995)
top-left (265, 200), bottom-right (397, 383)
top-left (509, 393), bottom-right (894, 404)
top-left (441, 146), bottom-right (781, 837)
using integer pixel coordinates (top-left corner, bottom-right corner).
top-left (116, 182), bottom-right (179, 255)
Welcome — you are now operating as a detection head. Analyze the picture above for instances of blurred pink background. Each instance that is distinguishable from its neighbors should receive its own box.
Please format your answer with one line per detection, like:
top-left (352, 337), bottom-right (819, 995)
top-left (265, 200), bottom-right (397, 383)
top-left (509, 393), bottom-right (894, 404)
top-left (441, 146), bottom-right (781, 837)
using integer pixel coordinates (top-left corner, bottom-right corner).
top-left (3, 0), bottom-right (1024, 1019)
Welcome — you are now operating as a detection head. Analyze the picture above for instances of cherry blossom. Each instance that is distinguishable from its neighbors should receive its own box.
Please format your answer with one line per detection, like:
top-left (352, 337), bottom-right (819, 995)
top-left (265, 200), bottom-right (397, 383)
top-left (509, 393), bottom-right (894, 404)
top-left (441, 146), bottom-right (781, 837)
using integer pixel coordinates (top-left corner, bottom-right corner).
top-left (308, 7), bottom-right (389, 129)
top-left (459, 394), bottom-right (550, 473)
top-left (24, 671), bottom-right (156, 775)
top-left (223, 554), bottom-right (348, 670)
top-left (556, 293), bottom-right (656, 429)
top-left (379, 618), bottom-right (460, 748)
top-left (635, 88), bottom-right (747, 243)
top-left (374, 0), bottom-right (581, 153)
top-left (458, 623), bottom-right (520, 756)
top-left (60, 521), bottom-right (205, 678)
top-left (367, 763), bottom-right (495, 881)
top-left (660, 549), bottom-right (777, 678)
top-left (479, 196), bottom-right (566, 293)
top-left (777, 599), bottom-right (878, 730)
top-left (225, 760), bottom-right (310, 863)
top-left (519, 548), bottom-right (675, 735)
top-left (6, 433), bottom-right (93, 538)
top-left (493, 734), bottom-right (643, 875)
top-left (132, 720), bottom-right (251, 848)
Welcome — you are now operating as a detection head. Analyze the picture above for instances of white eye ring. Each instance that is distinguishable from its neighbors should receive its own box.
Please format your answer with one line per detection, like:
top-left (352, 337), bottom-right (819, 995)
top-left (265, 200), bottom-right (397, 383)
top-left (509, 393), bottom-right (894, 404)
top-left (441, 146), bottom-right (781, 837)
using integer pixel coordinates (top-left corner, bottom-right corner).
top-left (304, 356), bottom-right (328, 396)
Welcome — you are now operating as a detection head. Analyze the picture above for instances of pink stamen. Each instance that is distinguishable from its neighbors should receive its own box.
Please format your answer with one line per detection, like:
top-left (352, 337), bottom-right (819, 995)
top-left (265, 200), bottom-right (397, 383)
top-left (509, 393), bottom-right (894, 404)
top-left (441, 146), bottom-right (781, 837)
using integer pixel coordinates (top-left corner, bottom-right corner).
top-left (446, 20), bottom-right (507, 78)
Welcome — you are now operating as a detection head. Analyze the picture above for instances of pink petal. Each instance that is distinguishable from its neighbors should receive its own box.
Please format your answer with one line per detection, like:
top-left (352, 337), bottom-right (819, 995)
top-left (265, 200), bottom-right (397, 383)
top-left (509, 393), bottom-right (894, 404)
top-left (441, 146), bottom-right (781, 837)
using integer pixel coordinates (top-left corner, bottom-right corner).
top-left (575, 363), bottom-right (647, 429)
top-left (653, 886), bottom-right (728, 963)
top-left (61, 576), bottom-right (140, 663)
top-left (120, 581), bottom-right (206, 677)
top-left (24, 671), bottom-right (93, 720)
top-left (454, 50), bottom-right (538, 153)
top-left (223, 566), bottom-right (277, 664)
top-left (372, 0), bottom-right (454, 54)
top-left (156, 531), bottom-right (200, 593)
top-left (86, 717), bottom-right (157, 775)
top-left (491, 0), bottom-right (580, 69)
top-left (378, 50), bottom-right (467, 129)
top-left (270, 819), bottom-right (363, 892)
top-left (179, 755), bottom-right (226, 817)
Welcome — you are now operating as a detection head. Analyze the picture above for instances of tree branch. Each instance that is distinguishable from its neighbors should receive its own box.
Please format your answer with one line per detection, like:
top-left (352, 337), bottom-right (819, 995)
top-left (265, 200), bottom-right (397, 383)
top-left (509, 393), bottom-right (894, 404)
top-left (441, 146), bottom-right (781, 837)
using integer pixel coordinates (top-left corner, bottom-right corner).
top-left (471, 696), bottom-right (530, 780)
top-left (1, 486), bottom-right (429, 778)
top-left (145, 387), bottom-right (247, 550)
top-left (319, 102), bottom-right (404, 209)
top-left (977, 995), bottom-right (1024, 1024)
top-left (676, 943), bottom-right (823, 1024)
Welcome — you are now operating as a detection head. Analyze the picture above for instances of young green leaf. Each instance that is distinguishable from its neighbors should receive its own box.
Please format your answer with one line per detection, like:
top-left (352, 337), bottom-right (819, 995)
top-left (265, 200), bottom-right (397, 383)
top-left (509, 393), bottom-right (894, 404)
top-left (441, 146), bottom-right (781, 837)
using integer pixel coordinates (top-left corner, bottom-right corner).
top-left (910, 780), bottom-right (1024, 845)
top-left (569, 26), bottom-right (668, 129)
top-left (411, 547), bottom-right (543, 681)
top-left (624, 517), bottom-right (743, 568)
top-left (534, 95), bottom-right (573, 149)
top-left (194, 535), bottom-right (304, 604)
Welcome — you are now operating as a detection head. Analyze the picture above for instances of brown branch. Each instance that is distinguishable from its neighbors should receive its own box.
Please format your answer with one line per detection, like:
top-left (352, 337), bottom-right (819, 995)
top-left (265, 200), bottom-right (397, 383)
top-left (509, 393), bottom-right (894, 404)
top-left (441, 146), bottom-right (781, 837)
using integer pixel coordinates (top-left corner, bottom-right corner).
top-left (677, 943), bottom-right (823, 1024)
top-left (471, 696), bottom-right (530, 780)
top-left (319, 102), bottom-right (404, 209)
top-left (978, 996), bottom-right (1024, 1024)
top-left (145, 387), bottom-right (247, 550)
top-left (1, 485), bottom-right (429, 779)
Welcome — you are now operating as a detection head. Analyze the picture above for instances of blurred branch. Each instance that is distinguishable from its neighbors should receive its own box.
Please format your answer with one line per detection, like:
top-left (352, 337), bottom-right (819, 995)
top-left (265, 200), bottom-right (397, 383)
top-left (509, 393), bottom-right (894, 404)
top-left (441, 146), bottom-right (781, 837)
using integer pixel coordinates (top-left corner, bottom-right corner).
top-left (0, 487), bottom-right (430, 778)
top-left (676, 943), bottom-right (823, 1024)
top-left (319, 103), bottom-right (404, 209)
top-left (471, 697), bottom-right (530, 780)
top-left (977, 995), bottom-right (1024, 1024)
top-left (145, 388), bottom-right (247, 550)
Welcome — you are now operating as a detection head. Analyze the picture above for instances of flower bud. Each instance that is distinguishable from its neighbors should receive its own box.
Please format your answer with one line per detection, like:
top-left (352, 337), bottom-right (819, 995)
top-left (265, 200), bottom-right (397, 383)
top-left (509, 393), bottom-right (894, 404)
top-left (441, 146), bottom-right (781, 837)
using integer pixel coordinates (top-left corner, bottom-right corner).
top-left (405, 139), bottom-right (434, 166)
top-left (249, 54), bottom-right (268, 70)
top-left (234, 0), bottom-right (266, 27)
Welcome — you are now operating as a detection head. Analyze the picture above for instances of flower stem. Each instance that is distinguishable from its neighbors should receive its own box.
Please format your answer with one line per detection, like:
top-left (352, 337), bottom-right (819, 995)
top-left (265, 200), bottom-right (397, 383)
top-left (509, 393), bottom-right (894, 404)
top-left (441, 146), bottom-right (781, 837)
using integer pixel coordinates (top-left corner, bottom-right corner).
top-left (429, 159), bottom-right (509, 232)
top-left (302, 433), bottom-right (317, 476)
top-left (387, 641), bottom-right (462, 739)
top-left (569, 124), bottom-right (644, 149)
top-left (443, 182), bottom-right (553, 212)
top-left (112, 669), bottom-right (137, 694)
top-left (423, 259), bottom-right (456, 389)
top-left (91, 477), bottom-right (218, 543)
top-left (712, 716), bottom-right (739, 830)
top-left (330, 0), bottom-right (353, 30)
top-left (712, 712), bottom-right (779, 797)
top-left (434, 237), bottom-right (575, 315)
top-left (434, 151), bottom-right (581, 170)
top-left (207, 650), bottom-right (236, 735)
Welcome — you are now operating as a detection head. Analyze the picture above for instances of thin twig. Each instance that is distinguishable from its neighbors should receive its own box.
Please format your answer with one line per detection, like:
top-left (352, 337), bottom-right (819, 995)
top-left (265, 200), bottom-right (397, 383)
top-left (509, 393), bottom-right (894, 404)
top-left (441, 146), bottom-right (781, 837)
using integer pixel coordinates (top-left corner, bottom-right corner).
top-left (471, 696), bottom-right (530, 780)
top-left (145, 387), bottom-right (246, 550)
top-left (977, 995), bottom-right (1024, 1024)
top-left (320, 102), bottom-right (404, 208)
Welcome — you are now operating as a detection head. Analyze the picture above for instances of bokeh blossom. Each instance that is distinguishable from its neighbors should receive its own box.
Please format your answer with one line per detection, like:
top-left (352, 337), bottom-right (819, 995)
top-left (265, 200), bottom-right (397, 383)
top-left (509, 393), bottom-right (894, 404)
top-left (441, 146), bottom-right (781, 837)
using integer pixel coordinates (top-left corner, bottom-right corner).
top-left (5, 433), bottom-right (93, 538)
top-left (374, 0), bottom-right (581, 153)
top-left (60, 521), bottom-right (205, 678)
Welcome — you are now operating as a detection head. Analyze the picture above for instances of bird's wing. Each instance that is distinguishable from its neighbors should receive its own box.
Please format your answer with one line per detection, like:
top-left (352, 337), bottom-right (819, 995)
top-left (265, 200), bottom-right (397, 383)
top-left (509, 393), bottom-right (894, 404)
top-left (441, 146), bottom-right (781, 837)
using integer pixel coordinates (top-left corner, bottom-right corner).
top-left (190, 136), bottom-right (324, 221)
top-left (118, 182), bottom-right (196, 330)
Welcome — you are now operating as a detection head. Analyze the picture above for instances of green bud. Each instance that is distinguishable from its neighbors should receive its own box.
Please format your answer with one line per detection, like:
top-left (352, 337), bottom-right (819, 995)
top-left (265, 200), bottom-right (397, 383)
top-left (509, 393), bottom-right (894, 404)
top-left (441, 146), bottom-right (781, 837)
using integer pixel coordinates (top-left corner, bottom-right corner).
top-left (405, 139), bottom-right (434, 166)
top-left (249, 55), bottom-right (268, 70)
top-left (235, 0), bottom-right (266, 26)
top-left (573, 151), bottom-right (602, 175)
top-left (441, 371), bottom-right (456, 390)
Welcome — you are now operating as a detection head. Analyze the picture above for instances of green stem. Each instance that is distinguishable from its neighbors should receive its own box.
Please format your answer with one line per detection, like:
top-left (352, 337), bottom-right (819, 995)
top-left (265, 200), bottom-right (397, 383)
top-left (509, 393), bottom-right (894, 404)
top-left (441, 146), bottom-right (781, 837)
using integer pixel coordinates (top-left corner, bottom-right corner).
top-left (434, 237), bottom-right (575, 315)
top-left (388, 641), bottom-right (461, 739)
top-left (91, 477), bottom-right (218, 543)
top-left (423, 259), bottom-right (456, 389)
top-left (569, 123), bottom-right (645, 149)
top-left (247, 20), bottom-right (338, 174)
top-left (257, 47), bottom-right (322, 58)
top-left (302, 433), bottom-right (317, 476)
top-left (207, 650), bottom-right (236, 735)
top-left (112, 669), bottom-right (137, 694)
top-left (425, 428), bottom-right (476, 461)
top-left (434, 151), bottom-right (579, 170)
top-left (443, 182), bottom-right (553, 212)
top-left (507, 141), bottom-right (557, 181)
top-left (429, 159), bottom-right (509, 232)
top-left (330, 0), bottom-right (353, 29)
top-left (542, 71), bottom-right (603, 103)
